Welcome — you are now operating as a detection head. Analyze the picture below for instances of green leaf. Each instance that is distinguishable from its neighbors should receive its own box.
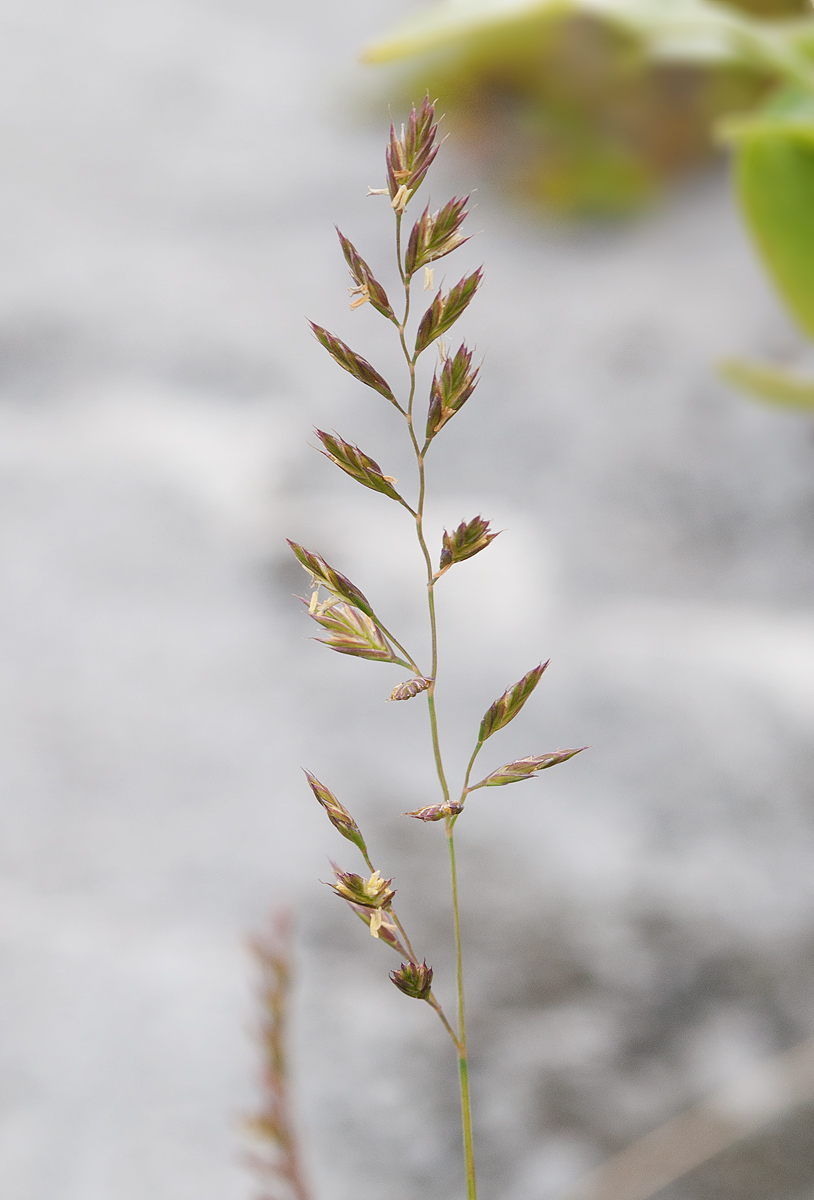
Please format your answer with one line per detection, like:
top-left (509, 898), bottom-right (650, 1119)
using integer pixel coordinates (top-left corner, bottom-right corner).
top-left (731, 86), bottom-right (814, 340)
top-left (478, 661), bottom-right (549, 742)
top-left (720, 359), bottom-right (814, 411)
top-left (719, 87), bottom-right (814, 147)
top-left (315, 430), bottom-right (412, 508)
top-left (470, 748), bottom-right (586, 788)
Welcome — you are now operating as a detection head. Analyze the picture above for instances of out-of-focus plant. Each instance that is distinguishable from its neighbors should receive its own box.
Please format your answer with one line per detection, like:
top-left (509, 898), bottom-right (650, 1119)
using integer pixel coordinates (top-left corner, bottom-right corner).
top-left (246, 913), bottom-right (311, 1200)
top-left (362, 0), bottom-right (813, 214)
top-left (365, 0), bottom-right (814, 409)
top-left (720, 81), bottom-right (814, 408)
top-left (287, 99), bottom-right (584, 1199)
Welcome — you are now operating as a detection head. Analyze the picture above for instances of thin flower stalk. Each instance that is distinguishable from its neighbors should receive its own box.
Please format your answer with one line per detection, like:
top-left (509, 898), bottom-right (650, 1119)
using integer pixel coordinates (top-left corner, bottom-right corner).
top-left (290, 97), bottom-right (584, 1199)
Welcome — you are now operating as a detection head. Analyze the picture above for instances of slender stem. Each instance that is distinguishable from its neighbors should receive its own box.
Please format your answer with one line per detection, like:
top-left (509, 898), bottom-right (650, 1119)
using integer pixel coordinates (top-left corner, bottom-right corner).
top-left (447, 818), bottom-right (477, 1200)
top-left (362, 847), bottom-right (458, 1048)
top-left (389, 909), bottom-right (418, 962)
top-left (394, 213), bottom-right (453, 803)
top-left (390, 910), bottom-right (459, 1049)
top-left (428, 992), bottom-right (461, 1049)
top-left (395, 207), bottom-right (476, 1199)
top-left (391, 656), bottom-right (419, 672)
top-left (375, 619), bottom-right (421, 675)
top-left (461, 740), bottom-right (484, 800)
top-left (425, 687), bottom-right (450, 804)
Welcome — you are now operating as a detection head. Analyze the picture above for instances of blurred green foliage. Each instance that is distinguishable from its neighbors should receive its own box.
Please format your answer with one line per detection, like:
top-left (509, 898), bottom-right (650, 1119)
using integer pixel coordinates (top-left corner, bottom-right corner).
top-left (730, 85), bottom-right (814, 338)
top-left (364, 0), bottom-right (812, 215)
top-left (365, 0), bottom-right (814, 414)
top-left (723, 84), bottom-right (814, 409)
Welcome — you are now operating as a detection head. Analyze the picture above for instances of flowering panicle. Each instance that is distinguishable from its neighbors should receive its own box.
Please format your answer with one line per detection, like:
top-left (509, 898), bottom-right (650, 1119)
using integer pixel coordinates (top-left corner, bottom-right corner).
top-left (287, 96), bottom-right (585, 1200)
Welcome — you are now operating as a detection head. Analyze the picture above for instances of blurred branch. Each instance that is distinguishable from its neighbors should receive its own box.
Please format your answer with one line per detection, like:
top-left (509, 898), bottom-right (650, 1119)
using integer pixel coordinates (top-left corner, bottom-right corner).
top-left (246, 911), bottom-right (312, 1200)
top-left (560, 1033), bottom-right (814, 1200)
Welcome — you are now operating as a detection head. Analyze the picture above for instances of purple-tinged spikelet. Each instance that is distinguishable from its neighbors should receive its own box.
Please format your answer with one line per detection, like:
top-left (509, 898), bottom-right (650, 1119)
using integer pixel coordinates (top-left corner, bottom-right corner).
top-left (478, 662), bottom-right (550, 742)
top-left (389, 676), bottom-right (432, 701)
top-left (469, 749), bottom-right (587, 790)
top-left (439, 516), bottom-right (498, 570)
top-left (390, 960), bottom-right (433, 1000)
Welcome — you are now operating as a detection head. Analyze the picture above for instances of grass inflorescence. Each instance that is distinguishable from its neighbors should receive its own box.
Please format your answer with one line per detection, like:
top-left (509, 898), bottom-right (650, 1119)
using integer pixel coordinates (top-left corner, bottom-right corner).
top-left (289, 97), bottom-right (586, 1199)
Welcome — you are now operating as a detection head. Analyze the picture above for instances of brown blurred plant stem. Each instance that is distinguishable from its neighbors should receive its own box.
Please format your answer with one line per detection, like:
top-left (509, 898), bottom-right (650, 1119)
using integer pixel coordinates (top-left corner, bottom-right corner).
top-left (247, 913), bottom-right (311, 1200)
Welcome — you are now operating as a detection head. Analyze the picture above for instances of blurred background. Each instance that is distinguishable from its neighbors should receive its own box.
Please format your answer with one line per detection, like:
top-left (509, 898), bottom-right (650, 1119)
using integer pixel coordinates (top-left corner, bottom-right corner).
top-left (3, 1), bottom-right (814, 1199)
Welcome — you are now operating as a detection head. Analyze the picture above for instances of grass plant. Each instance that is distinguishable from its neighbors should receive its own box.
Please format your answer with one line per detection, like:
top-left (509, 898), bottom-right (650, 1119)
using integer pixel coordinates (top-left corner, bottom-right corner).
top-left (287, 99), bottom-right (585, 1198)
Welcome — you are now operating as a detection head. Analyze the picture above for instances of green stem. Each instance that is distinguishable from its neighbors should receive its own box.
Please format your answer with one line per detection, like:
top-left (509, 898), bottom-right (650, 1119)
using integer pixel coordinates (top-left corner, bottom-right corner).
top-left (428, 992), bottom-right (461, 1049)
top-left (390, 911), bottom-right (459, 1049)
top-left (395, 221), bottom-right (452, 803)
top-left (389, 910), bottom-right (418, 961)
top-left (461, 740), bottom-right (484, 800)
top-left (395, 208), bottom-right (475, 1198)
top-left (447, 817), bottom-right (477, 1200)
top-left (363, 849), bottom-right (458, 1048)
top-left (375, 619), bottom-right (421, 675)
